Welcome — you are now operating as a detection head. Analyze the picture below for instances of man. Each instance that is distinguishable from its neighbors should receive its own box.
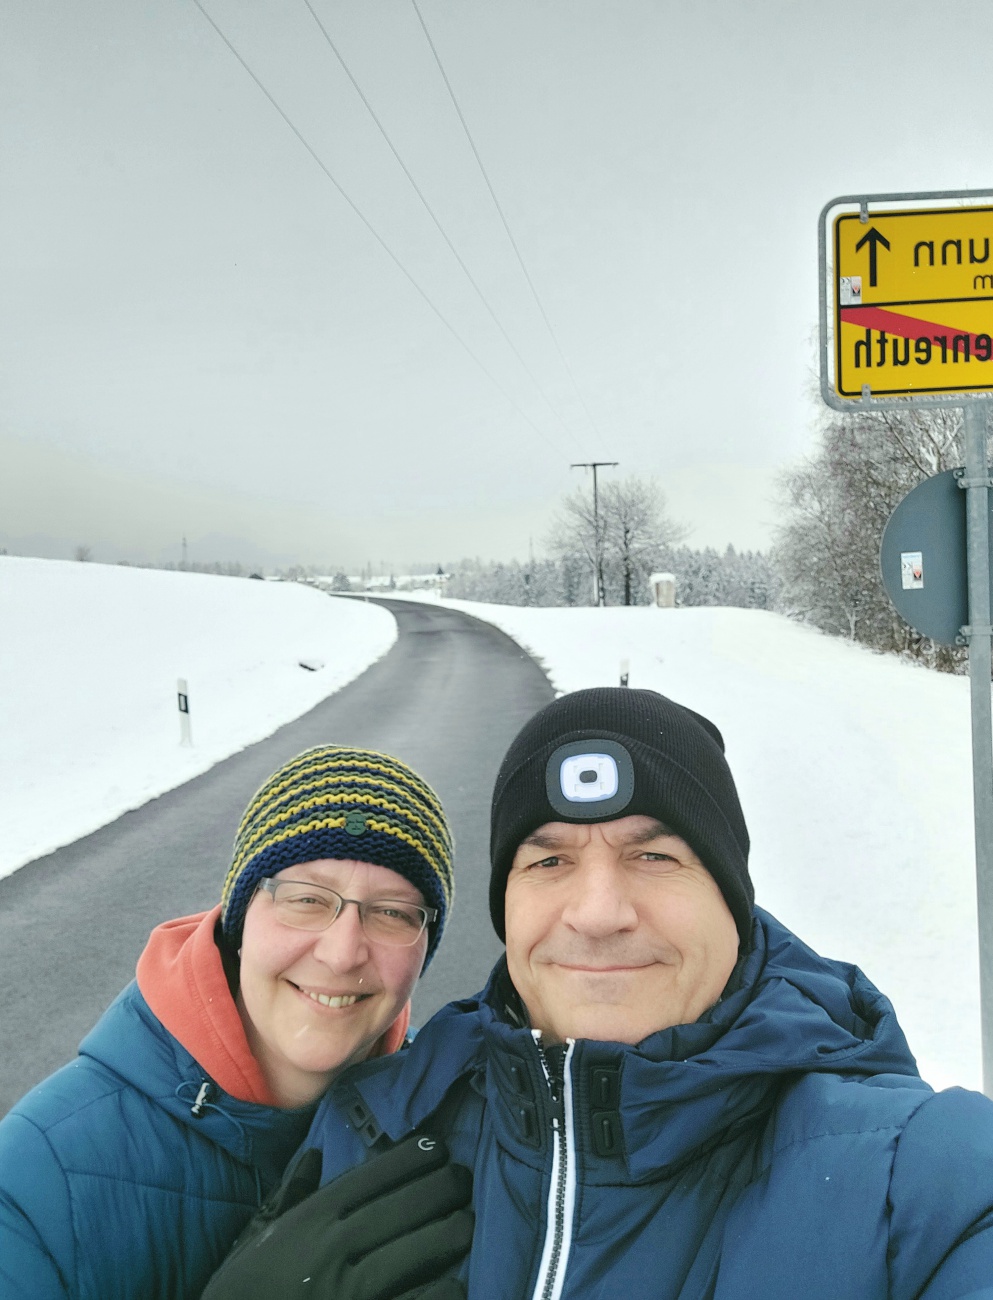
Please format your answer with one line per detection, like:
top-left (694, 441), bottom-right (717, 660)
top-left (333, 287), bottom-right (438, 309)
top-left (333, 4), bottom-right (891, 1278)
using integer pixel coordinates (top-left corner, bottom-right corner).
top-left (207, 688), bottom-right (993, 1299)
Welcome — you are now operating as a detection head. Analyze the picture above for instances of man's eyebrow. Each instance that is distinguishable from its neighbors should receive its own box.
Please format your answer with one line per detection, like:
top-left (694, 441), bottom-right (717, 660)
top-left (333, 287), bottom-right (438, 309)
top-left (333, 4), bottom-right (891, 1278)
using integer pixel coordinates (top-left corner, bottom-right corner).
top-left (626, 820), bottom-right (678, 844)
top-left (519, 830), bottom-right (566, 850)
top-left (518, 820), bottom-right (678, 851)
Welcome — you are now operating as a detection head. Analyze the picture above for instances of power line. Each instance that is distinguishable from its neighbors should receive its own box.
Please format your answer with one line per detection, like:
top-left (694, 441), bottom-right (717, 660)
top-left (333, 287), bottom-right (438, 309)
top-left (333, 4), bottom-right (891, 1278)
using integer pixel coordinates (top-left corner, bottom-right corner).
top-left (301, 0), bottom-right (580, 452)
top-left (412, 0), bottom-right (603, 448)
top-left (189, 0), bottom-right (568, 455)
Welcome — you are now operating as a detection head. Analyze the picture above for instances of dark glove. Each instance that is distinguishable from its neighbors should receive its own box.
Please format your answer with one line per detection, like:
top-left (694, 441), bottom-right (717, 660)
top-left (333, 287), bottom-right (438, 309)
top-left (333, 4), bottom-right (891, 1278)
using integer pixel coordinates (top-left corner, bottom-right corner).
top-left (200, 1135), bottom-right (472, 1300)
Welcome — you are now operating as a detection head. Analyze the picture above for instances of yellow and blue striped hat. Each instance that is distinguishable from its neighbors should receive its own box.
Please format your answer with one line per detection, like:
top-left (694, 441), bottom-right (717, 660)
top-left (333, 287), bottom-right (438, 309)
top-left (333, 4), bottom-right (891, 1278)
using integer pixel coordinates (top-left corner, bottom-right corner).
top-left (221, 745), bottom-right (454, 966)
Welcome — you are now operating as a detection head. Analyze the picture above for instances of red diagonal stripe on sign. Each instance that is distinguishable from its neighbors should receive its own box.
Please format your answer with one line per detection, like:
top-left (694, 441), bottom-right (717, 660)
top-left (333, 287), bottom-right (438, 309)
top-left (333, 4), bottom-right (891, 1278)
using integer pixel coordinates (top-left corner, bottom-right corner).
top-left (840, 306), bottom-right (988, 347)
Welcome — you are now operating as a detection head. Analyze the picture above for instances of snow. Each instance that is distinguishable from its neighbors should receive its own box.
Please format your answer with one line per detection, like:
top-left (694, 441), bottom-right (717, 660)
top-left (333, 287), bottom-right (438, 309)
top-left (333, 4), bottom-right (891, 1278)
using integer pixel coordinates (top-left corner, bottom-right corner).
top-left (395, 591), bottom-right (982, 1093)
top-left (0, 558), bottom-right (396, 877)
top-left (3, 557), bottom-right (983, 1091)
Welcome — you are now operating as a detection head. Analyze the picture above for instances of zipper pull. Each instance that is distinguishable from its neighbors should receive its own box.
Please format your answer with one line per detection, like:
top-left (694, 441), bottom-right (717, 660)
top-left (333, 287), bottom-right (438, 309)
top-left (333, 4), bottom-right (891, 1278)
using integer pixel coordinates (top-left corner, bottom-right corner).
top-left (539, 1041), bottom-right (567, 1127)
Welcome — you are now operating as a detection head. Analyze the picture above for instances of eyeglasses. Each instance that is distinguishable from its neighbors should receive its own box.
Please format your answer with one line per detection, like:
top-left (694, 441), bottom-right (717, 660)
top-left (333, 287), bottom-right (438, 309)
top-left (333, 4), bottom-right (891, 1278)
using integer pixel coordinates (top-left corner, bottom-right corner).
top-left (258, 879), bottom-right (437, 947)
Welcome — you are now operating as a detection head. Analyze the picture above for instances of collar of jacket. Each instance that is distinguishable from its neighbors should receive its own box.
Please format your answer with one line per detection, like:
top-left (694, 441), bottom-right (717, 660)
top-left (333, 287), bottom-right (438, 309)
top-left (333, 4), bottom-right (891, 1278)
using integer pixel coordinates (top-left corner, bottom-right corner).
top-left (335, 908), bottom-right (922, 1183)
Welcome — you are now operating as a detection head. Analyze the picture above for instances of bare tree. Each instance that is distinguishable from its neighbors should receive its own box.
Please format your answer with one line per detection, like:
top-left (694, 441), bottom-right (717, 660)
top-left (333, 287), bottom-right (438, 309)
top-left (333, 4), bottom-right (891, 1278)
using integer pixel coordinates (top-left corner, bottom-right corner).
top-left (548, 477), bottom-right (687, 605)
top-left (601, 478), bottom-right (689, 605)
top-left (74, 544), bottom-right (92, 562)
top-left (547, 489), bottom-right (598, 603)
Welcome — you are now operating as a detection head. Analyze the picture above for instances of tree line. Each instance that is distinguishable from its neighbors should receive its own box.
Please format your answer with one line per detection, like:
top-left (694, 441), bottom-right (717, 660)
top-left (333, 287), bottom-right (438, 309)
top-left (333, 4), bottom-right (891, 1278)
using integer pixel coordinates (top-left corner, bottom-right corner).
top-left (444, 475), bottom-right (777, 611)
top-left (445, 410), bottom-right (977, 678)
top-left (59, 405), bottom-right (976, 677)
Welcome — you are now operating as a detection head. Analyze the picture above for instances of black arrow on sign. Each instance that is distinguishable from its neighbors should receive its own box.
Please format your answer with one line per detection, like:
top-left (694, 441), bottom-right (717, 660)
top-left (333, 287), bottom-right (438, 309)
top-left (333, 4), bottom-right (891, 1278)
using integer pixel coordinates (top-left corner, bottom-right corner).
top-left (855, 226), bottom-right (891, 288)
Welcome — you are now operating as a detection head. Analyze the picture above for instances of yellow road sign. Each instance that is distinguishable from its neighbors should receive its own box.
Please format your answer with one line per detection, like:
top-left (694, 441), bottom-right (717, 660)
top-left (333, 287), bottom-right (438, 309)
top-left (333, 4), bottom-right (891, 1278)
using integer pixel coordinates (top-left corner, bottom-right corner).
top-left (834, 205), bottom-right (993, 399)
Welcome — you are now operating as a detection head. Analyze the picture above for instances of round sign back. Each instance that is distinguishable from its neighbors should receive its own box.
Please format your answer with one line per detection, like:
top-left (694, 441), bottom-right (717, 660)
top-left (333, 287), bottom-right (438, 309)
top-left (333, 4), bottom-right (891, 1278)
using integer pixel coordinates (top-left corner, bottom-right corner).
top-left (879, 467), bottom-right (974, 646)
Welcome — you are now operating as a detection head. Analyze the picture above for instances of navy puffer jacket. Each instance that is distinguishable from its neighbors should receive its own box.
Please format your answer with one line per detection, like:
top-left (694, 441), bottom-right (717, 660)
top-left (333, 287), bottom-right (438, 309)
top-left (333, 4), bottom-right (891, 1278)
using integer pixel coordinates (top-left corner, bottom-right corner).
top-left (310, 909), bottom-right (993, 1299)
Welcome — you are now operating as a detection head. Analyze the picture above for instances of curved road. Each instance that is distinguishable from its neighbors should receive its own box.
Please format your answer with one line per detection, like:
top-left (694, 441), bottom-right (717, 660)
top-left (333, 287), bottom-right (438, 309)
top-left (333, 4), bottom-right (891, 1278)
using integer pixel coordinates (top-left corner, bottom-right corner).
top-left (0, 598), bottom-right (553, 1116)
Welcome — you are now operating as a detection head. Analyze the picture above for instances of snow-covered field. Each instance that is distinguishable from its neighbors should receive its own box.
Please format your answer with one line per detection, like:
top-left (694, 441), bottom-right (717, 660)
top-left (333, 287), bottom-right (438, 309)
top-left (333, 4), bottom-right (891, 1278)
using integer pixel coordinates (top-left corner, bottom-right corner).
top-left (398, 591), bottom-right (982, 1093)
top-left (4, 560), bottom-right (982, 1090)
top-left (0, 558), bottom-right (396, 877)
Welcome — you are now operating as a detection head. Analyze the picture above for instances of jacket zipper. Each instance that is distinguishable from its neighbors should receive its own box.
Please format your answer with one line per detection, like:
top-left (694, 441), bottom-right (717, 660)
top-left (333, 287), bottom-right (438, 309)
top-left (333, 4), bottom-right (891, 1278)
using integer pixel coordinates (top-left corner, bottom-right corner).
top-left (531, 1035), bottom-right (576, 1300)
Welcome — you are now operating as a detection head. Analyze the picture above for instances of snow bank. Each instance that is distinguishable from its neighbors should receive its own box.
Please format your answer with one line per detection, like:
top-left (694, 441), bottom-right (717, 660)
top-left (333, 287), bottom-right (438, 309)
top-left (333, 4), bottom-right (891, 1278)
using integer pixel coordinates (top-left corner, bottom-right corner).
top-left (397, 592), bottom-right (981, 1092)
top-left (0, 558), bottom-right (396, 876)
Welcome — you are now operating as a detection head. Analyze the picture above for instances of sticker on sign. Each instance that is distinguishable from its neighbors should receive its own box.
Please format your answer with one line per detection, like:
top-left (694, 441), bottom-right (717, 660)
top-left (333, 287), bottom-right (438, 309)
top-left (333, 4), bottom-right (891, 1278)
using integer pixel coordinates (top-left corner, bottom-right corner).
top-left (900, 551), bottom-right (924, 589)
top-left (839, 276), bottom-right (862, 306)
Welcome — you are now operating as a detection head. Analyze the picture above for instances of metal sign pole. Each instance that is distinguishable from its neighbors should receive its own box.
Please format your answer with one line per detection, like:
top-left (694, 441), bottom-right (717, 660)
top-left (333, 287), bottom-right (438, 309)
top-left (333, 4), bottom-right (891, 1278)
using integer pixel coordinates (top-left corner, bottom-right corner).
top-left (821, 190), bottom-right (993, 1094)
top-left (962, 400), bottom-right (993, 1098)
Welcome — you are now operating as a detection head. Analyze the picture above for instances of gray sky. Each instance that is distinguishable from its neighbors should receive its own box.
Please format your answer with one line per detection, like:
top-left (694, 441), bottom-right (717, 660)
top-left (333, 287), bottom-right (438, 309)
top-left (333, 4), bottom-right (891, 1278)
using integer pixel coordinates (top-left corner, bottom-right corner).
top-left (4, 0), bottom-right (993, 569)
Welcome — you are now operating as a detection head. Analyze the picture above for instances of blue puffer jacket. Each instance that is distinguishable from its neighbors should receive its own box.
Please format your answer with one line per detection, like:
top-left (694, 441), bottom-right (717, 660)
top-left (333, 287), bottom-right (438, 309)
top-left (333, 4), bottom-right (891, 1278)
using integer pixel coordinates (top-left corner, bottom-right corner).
top-left (0, 979), bottom-right (315, 1299)
top-left (311, 910), bottom-right (993, 1300)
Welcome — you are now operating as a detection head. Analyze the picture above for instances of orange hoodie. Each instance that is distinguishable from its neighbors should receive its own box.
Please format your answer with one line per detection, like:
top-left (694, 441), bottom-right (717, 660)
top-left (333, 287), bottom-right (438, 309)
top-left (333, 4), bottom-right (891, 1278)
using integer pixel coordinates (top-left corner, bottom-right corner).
top-left (136, 905), bottom-right (411, 1107)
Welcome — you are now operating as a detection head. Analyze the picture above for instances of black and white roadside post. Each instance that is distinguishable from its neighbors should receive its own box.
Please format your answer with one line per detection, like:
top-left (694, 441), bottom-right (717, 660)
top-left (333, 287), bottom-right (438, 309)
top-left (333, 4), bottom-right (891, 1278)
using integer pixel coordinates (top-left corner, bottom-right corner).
top-left (820, 188), bottom-right (993, 1098)
top-left (177, 678), bottom-right (192, 747)
top-left (962, 400), bottom-right (993, 1097)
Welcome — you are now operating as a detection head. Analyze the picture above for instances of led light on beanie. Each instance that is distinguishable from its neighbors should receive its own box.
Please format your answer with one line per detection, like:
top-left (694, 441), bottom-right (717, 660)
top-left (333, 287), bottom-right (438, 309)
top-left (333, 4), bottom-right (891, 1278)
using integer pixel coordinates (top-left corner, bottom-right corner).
top-left (546, 740), bottom-right (634, 817)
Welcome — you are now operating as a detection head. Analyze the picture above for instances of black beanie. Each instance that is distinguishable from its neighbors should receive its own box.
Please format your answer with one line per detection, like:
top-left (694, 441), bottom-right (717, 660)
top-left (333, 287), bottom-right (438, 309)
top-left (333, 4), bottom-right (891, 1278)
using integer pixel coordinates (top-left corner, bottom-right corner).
top-left (489, 687), bottom-right (753, 945)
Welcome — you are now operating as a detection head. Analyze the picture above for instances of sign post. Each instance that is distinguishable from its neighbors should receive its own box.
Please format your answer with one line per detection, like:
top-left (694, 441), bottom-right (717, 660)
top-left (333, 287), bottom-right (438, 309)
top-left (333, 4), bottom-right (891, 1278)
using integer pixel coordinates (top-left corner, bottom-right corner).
top-left (962, 401), bottom-right (993, 1096)
top-left (822, 189), bottom-right (993, 1096)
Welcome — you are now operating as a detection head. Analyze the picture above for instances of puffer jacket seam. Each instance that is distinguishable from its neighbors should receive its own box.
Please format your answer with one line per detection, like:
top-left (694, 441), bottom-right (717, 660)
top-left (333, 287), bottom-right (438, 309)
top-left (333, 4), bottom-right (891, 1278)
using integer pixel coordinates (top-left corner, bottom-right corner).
top-left (884, 1120), bottom-right (901, 1295)
top-left (14, 1111), bottom-right (76, 1295)
top-left (772, 1120), bottom-right (907, 1163)
top-left (54, 1166), bottom-right (258, 1206)
top-left (883, 1089), bottom-right (966, 1296)
top-left (35, 1076), bottom-right (128, 1136)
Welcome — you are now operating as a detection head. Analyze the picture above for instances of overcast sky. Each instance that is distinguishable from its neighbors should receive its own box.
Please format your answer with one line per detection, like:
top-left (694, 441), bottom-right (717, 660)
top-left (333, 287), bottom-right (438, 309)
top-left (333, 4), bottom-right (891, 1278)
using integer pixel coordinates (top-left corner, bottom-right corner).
top-left (4, 0), bottom-right (993, 570)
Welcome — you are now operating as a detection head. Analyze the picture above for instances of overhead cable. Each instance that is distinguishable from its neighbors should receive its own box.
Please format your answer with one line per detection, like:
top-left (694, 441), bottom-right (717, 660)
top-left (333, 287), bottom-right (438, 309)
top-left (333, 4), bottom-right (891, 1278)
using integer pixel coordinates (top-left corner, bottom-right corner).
top-left (301, 0), bottom-right (580, 452)
top-left (190, 0), bottom-right (569, 455)
top-left (412, 0), bottom-right (604, 447)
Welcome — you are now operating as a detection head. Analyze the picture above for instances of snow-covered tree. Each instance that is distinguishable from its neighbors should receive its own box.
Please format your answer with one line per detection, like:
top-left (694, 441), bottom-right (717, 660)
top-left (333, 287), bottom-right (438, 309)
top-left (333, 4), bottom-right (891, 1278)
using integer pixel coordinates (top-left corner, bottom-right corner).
top-left (666, 545), bottom-right (777, 609)
top-left (773, 405), bottom-right (969, 669)
top-left (548, 477), bottom-right (687, 606)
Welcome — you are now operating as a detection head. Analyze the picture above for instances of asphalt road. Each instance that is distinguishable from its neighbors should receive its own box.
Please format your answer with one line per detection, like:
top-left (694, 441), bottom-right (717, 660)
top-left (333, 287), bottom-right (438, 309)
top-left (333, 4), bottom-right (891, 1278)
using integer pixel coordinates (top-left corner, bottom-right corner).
top-left (0, 598), bottom-right (553, 1116)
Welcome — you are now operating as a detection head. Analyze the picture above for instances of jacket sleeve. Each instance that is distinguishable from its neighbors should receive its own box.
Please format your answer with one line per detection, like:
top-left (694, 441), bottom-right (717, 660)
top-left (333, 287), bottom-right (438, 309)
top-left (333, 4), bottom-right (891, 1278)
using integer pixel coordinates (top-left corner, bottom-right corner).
top-left (887, 1086), bottom-right (993, 1300)
top-left (0, 1112), bottom-right (73, 1299)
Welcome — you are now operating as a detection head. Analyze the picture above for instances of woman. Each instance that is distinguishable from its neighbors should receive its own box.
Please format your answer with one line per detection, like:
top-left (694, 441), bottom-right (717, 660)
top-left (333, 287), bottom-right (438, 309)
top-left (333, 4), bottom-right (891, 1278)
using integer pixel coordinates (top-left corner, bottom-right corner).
top-left (0, 745), bottom-right (454, 1299)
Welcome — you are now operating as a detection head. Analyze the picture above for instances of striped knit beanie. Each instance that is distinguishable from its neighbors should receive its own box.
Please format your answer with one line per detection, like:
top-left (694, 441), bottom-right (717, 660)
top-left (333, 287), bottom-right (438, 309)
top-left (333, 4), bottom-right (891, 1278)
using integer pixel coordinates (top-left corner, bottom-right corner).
top-left (221, 746), bottom-right (454, 967)
top-left (489, 687), bottom-right (753, 946)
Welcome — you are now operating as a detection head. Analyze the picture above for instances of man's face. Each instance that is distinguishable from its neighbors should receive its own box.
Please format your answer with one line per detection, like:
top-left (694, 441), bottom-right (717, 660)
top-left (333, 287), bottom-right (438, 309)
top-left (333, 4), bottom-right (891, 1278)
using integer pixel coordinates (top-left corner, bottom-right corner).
top-left (504, 815), bottom-right (739, 1045)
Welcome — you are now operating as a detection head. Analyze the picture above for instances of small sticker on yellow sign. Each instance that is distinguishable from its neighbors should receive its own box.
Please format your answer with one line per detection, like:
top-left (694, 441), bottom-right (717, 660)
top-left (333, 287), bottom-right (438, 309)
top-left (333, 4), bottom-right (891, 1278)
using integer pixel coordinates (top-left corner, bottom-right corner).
top-left (834, 206), bottom-right (993, 398)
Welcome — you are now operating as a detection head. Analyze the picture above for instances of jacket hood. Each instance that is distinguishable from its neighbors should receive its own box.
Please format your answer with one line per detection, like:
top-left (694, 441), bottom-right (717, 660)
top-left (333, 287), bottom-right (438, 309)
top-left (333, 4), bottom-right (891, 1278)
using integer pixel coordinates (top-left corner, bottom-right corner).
top-left (338, 909), bottom-right (921, 1180)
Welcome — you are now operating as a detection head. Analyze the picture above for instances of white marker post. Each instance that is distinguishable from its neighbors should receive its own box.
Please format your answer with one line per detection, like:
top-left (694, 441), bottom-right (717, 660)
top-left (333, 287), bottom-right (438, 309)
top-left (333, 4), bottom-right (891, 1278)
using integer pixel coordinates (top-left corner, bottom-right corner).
top-left (177, 678), bottom-right (192, 747)
top-left (619, 658), bottom-right (630, 687)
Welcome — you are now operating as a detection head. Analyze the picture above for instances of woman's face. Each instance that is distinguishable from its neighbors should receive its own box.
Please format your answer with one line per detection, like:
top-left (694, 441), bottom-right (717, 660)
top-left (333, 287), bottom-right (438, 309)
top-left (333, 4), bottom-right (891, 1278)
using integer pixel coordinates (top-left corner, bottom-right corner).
top-left (237, 858), bottom-right (428, 1107)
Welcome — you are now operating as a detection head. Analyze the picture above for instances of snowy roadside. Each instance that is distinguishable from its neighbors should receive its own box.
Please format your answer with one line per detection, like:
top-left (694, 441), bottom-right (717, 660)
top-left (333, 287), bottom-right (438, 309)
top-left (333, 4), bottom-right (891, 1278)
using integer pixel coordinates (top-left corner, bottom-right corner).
top-left (390, 590), bottom-right (981, 1092)
top-left (0, 558), bottom-right (396, 878)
